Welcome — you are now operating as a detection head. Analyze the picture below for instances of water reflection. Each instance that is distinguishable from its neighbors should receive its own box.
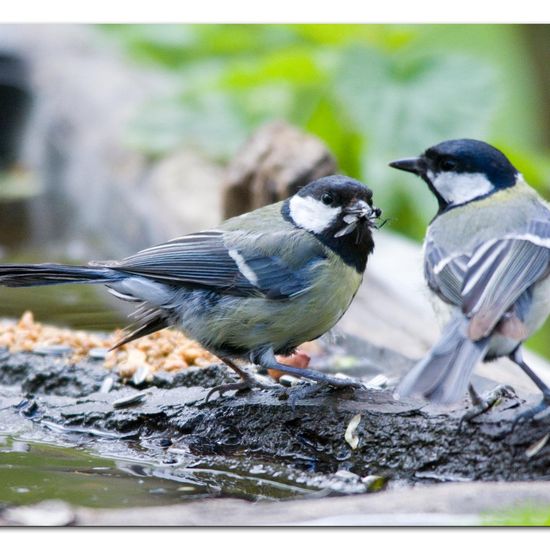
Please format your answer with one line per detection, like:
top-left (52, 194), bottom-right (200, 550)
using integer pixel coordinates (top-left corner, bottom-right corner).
top-left (0, 435), bottom-right (324, 508)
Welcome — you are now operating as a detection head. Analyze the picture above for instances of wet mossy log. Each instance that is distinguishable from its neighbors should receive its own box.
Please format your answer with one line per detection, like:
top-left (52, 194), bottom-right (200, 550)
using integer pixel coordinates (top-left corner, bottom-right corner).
top-left (1, 349), bottom-right (550, 485)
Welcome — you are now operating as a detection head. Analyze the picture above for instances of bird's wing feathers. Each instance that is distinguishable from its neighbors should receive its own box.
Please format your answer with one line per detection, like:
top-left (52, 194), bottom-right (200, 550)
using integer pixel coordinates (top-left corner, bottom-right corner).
top-left (104, 229), bottom-right (325, 300)
top-left (427, 220), bottom-right (550, 341)
top-left (424, 237), bottom-right (468, 305)
top-left (462, 226), bottom-right (550, 340)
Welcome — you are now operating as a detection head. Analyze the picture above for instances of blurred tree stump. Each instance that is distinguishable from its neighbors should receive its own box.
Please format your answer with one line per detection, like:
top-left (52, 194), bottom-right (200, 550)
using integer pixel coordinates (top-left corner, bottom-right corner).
top-left (222, 120), bottom-right (337, 218)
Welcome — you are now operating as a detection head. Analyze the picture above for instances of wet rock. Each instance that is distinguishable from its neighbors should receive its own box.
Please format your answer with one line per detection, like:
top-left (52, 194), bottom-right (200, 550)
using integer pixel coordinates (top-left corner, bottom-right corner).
top-left (169, 364), bottom-right (234, 389)
top-left (1, 347), bottom-right (549, 485)
top-left (0, 352), bottom-right (115, 397)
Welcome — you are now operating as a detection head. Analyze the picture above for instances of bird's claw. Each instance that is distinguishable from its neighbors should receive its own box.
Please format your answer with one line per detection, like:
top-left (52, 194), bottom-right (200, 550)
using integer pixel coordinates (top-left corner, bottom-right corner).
top-left (458, 384), bottom-right (517, 432)
top-left (204, 371), bottom-right (276, 402)
top-left (323, 375), bottom-right (365, 389)
top-left (286, 374), bottom-right (364, 409)
top-left (205, 354), bottom-right (364, 403)
top-left (279, 368), bottom-right (364, 389)
top-left (510, 394), bottom-right (550, 433)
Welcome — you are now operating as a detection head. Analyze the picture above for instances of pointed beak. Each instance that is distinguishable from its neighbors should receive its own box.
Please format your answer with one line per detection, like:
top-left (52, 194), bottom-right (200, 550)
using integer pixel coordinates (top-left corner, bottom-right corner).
top-left (389, 157), bottom-right (423, 176)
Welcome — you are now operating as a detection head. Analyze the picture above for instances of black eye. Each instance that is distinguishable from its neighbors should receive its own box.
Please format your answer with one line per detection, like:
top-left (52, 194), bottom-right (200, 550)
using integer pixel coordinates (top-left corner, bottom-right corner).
top-left (440, 158), bottom-right (458, 172)
top-left (321, 193), bottom-right (334, 205)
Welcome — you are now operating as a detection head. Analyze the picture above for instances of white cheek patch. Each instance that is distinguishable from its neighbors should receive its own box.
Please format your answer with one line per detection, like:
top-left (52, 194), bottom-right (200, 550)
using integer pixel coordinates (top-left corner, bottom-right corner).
top-left (289, 195), bottom-right (342, 234)
top-left (431, 171), bottom-right (494, 206)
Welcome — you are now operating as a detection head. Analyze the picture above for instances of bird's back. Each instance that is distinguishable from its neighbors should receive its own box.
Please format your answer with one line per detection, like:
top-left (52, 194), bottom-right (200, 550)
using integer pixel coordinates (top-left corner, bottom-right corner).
top-left (427, 179), bottom-right (550, 255)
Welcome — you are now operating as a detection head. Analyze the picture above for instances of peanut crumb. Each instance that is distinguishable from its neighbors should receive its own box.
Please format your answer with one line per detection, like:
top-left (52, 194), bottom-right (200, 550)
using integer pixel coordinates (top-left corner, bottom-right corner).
top-left (0, 311), bottom-right (218, 379)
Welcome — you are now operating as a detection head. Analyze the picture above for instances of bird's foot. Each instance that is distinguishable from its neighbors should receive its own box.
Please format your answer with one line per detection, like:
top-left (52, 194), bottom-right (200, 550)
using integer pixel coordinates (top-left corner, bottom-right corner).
top-left (205, 370), bottom-right (276, 402)
top-left (269, 350), bottom-right (311, 381)
top-left (319, 372), bottom-right (364, 389)
top-left (507, 348), bottom-right (550, 432)
top-left (289, 371), bottom-right (366, 409)
top-left (458, 384), bottom-right (517, 431)
top-left (282, 374), bottom-right (364, 408)
top-left (256, 346), bottom-right (364, 389)
top-left (285, 380), bottom-right (336, 408)
top-left (268, 362), bottom-right (364, 389)
top-left (511, 393), bottom-right (550, 432)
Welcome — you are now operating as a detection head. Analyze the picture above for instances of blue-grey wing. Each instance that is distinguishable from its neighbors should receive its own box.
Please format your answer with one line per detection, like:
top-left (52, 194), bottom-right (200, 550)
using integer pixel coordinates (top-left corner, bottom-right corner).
top-left (103, 229), bottom-right (325, 300)
top-left (460, 220), bottom-right (550, 340)
top-left (424, 236), bottom-right (468, 306)
top-left (425, 219), bottom-right (550, 341)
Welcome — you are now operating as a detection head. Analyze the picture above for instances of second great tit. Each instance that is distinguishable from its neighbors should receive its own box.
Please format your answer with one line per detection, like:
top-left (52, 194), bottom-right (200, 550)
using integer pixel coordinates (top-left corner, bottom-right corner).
top-left (0, 175), bottom-right (381, 397)
top-left (390, 139), bottom-right (550, 423)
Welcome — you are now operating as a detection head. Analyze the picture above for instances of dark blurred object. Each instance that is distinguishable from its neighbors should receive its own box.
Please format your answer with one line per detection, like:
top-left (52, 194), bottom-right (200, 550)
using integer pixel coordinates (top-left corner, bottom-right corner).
top-left (0, 52), bottom-right (34, 252)
top-left (520, 25), bottom-right (550, 148)
top-left (222, 121), bottom-right (337, 218)
top-left (0, 52), bottom-right (31, 170)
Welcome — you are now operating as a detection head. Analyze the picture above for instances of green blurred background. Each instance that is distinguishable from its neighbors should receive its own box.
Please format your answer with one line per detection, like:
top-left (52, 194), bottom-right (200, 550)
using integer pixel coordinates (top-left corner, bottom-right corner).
top-left (99, 24), bottom-right (550, 356)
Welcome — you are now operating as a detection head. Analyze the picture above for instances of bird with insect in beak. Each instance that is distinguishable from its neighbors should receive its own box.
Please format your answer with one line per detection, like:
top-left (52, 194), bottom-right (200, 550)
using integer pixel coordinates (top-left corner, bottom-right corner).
top-left (390, 139), bottom-right (550, 425)
top-left (0, 175), bottom-right (382, 399)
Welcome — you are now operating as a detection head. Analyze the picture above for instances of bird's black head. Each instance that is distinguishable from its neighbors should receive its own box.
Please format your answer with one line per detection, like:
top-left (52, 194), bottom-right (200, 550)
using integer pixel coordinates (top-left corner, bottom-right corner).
top-left (282, 175), bottom-right (381, 272)
top-left (389, 139), bottom-right (519, 211)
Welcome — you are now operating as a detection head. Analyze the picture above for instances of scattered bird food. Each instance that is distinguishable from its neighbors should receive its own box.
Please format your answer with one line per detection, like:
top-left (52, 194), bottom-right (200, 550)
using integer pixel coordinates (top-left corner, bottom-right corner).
top-left (525, 433), bottom-right (550, 459)
top-left (0, 311), bottom-right (217, 379)
top-left (112, 391), bottom-right (149, 409)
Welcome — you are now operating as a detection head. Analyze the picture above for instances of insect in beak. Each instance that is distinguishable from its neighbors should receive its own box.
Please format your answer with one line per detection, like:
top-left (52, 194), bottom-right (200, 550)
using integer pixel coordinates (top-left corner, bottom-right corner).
top-left (334, 201), bottom-right (382, 238)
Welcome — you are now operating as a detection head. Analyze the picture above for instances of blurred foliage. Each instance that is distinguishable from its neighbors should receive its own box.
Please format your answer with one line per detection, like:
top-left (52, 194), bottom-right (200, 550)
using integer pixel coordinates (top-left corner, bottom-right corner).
top-left (483, 504), bottom-right (550, 526)
top-left (101, 24), bottom-right (550, 238)
top-left (100, 24), bottom-right (550, 358)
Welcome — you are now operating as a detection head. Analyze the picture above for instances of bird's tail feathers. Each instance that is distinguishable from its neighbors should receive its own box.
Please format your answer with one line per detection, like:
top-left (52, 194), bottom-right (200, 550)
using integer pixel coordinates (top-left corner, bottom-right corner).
top-left (0, 263), bottom-right (121, 288)
top-left (395, 314), bottom-right (489, 405)
top-left (0, 263), bottom-right (178, 351)
top-left (112, 305), bottom-right (174, 349)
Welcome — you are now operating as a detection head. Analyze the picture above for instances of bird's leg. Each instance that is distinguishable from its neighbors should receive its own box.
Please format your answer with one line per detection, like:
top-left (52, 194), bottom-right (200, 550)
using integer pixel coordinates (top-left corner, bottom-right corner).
top-left (205, 357), bottom-right (276, 402)
top-left (269, 350), bottom-right (311, 381)
top-left (458, 383), bottom-right (517, 429)
top-left (254, 348), bottom-right (364, 389)
top-left (509, 346), bottom-right (550, 428)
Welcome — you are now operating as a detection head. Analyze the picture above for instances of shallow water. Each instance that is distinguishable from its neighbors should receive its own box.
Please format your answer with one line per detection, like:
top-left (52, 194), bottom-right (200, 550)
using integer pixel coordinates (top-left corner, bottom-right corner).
top-left (0, 433), bottom-right (329, 508)
top-left (0, 434), bottom-right (197, 508)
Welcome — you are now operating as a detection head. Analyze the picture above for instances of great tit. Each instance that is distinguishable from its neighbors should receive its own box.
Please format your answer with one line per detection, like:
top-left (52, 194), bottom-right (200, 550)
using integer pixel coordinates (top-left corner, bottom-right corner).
top-left (0, 175), bottom-right (381, 397)
top-left (390, 139), bottom-right (550, 422)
